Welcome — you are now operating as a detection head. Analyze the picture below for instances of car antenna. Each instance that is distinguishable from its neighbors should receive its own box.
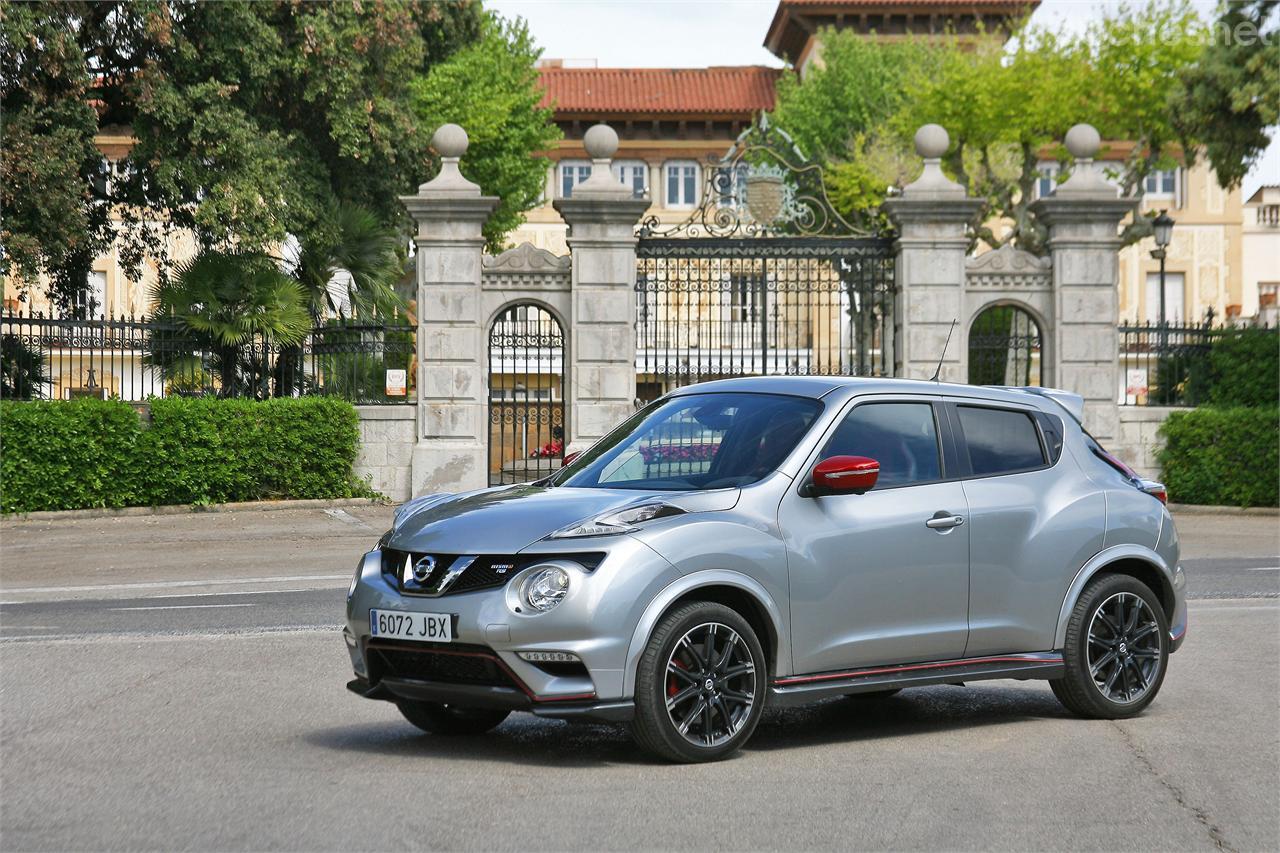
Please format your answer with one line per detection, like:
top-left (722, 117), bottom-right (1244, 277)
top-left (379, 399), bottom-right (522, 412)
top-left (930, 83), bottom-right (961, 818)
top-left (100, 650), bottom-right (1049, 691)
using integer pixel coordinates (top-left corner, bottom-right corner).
top-left (930, 319), bottom-right (958, 382)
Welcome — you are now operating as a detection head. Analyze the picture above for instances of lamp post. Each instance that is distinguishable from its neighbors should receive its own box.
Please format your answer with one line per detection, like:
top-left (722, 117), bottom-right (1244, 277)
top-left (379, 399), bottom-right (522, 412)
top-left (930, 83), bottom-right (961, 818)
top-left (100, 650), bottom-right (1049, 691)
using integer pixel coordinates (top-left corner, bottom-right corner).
top-left (1150, 209), bottom-right (1175, 349)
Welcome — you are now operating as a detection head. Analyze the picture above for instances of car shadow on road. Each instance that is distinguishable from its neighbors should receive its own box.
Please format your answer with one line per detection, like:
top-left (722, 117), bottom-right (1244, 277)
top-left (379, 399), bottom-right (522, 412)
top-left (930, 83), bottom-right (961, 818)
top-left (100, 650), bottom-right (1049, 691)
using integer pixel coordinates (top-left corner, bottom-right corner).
top-left (303, 683), bottom-right (1071, 767)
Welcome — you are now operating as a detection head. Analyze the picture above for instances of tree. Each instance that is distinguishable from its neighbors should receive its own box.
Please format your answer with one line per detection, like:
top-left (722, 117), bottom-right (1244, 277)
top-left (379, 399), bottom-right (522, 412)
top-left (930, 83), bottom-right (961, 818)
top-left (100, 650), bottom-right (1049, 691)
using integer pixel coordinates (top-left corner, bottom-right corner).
top-left (1, 0), bottom-right (484, 306)
top-left (290, 202), bottom-right (405, 321)
top-left (769, 1), bottom-right (1209, 250)
top-left (147, 251), bottom-right (311, 396)
top-left (1172, 0), bottom-right (1280, 189)
top-left (1, 3), bottom-right (114, 311)
top-left (411, 13), bottom-right (561, 251)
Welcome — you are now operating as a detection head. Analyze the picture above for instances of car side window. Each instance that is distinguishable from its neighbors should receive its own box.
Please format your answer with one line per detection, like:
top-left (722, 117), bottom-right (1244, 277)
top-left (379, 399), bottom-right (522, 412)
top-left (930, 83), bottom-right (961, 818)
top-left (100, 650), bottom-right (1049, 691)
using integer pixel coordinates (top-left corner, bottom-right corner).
top-left (821, 402), bottom-right (941, 489)
top-left (956, 406), bottom-right (1046, 476)
top-left (1034, 411), bottom-right (1065, 465)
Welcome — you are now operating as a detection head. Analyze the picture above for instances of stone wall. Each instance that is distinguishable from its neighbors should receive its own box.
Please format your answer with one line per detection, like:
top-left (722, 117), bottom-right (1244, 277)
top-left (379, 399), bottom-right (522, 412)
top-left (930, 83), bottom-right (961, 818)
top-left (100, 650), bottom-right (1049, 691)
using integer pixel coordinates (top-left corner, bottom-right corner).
top-left (1115, 406), bottom-right (1176, 480)
top-left (354, 406), bottom-right (416, 501)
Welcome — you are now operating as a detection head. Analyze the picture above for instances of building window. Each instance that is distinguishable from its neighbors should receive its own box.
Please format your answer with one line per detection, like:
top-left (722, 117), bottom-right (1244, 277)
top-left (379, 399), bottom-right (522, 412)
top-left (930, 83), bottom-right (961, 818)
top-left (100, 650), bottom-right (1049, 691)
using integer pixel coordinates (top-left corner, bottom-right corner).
top-left (1144, 271), bottom-right (1185, 324)
top-left (1143, 168), bottom-right (1178, 199)
top-left (75, 271), bottom-right (107, 319)
top-left (612, 161), bottom-right (648, 199)
top-left (1034, 162), bottom-right (1059, 199)
top-left (664, 161), bottom-right (699, 209)
top-left (558, 160), bottom-right (592, 198)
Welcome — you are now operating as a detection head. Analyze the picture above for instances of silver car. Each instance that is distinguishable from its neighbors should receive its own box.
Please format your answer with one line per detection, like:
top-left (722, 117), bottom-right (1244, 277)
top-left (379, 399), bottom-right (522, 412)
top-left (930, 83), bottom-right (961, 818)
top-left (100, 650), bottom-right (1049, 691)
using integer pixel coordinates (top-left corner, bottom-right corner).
top-left (345, 377), bottom-right (1186, 762)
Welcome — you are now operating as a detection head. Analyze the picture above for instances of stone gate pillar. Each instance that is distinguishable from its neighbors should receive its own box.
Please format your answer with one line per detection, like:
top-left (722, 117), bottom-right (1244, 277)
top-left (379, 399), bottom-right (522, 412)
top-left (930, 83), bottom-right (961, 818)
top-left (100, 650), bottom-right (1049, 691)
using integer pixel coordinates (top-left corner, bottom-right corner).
top-left (1031, 124), bottom-right (1137, 443)
top-left (883, 125), bottom-right (985, 381)
top-left (553, 125), bottom-right (650, 447)
top-left (400, 124), bottom-right (497, 495)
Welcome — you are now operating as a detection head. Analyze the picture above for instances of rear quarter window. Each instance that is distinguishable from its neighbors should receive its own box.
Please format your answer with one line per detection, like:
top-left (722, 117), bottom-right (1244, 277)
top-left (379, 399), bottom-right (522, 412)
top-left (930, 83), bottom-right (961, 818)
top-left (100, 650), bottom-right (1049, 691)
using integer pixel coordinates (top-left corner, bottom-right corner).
top-left (957, 405), bottom-right (1047, 477)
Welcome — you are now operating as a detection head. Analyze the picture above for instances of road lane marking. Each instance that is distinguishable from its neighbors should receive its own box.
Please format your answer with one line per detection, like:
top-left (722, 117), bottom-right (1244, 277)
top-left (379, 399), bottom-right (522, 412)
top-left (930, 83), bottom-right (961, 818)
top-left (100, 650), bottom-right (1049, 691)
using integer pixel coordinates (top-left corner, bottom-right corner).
top-left (1245, 567), bottom-right (1280, 572)
top-left (1, 573), bottom-right (349, 597)
top-left (325, 508), bottom-right (374, 530)
top-left (110, 603), bottom-right (257, 611)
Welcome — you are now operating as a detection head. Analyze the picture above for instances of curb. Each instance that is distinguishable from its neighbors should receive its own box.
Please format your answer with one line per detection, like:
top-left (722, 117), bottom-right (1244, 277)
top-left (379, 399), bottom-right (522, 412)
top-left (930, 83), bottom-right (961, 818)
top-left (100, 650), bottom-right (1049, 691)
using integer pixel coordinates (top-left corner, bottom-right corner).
top-left (1168, 503), bottom-right (1279, 517)
top-left (3, 497), bottom-right (392, 523)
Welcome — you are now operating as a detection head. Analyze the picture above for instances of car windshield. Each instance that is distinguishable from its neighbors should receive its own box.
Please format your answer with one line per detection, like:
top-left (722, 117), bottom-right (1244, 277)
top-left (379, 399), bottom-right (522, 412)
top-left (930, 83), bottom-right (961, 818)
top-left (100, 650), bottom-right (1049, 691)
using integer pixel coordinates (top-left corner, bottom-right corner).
top-left (548, 392), bottom-right (823, 491)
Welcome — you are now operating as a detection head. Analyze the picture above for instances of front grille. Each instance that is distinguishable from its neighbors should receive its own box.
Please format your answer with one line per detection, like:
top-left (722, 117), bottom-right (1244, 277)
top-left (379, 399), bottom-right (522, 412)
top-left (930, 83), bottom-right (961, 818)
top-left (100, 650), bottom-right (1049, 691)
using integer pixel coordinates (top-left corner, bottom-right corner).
top-left (366, 641), bottom-right (520, 689)
top-left (380, 550), bottom-right (606, 596)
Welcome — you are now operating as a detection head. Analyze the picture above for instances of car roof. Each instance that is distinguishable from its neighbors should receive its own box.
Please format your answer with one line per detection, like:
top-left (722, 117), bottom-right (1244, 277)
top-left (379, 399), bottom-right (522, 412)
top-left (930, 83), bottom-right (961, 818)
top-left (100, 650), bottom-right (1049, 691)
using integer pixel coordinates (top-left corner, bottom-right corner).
top-left (665, 375), bottom-right (1076, 413)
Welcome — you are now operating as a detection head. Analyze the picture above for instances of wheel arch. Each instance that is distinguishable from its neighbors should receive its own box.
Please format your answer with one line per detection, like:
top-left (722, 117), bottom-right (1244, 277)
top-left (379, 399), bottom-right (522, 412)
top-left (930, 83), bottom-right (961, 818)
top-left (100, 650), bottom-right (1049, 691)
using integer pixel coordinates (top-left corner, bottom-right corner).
top-left (622, 570), bottom-right (788, 699)
top-left (1055, 544), bottom-right (1176, 648)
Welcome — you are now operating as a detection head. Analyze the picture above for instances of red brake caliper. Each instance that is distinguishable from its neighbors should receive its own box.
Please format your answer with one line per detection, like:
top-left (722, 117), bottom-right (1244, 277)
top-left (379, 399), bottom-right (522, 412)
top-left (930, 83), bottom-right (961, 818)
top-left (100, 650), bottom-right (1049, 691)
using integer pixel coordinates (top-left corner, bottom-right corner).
top-left (668, 657), bottom-right (686, 698)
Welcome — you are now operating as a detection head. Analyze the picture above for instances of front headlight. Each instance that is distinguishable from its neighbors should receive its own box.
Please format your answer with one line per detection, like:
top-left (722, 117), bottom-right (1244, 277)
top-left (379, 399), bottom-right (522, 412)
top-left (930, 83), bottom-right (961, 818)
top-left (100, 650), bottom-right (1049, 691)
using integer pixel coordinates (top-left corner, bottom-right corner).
top-left (548, 502), bottom-right (685, 539)
top-left (522, 565), bottom-right (570, 612)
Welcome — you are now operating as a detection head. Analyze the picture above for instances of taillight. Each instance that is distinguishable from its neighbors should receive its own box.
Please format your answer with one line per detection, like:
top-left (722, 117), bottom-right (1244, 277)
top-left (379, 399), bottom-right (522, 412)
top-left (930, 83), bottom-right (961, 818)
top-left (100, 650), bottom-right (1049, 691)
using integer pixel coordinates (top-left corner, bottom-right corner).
top-left (1137, 480), bottom-right (1168, 505)
top-left (1094, 446), bottom-right (1138, 480)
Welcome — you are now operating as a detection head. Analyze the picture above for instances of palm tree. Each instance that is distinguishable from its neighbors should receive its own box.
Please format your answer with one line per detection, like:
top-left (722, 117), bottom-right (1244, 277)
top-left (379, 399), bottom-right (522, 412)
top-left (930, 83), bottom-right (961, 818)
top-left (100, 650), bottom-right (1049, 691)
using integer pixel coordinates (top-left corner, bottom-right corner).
top-left (291, 202), bottom-right (405, 321)
top-left (148, 251), bottom-right (312, 397)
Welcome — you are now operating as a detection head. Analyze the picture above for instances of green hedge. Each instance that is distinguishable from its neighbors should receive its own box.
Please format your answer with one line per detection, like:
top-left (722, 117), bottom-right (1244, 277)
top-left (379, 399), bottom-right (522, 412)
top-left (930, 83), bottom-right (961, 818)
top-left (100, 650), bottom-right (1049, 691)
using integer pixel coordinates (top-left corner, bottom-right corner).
top-left (1159, 407), bottom-right (1280, 508)
top-left (1202, 327), bottom-right (1280, 408)
top-left (1, 396), bottom-right (370, 513)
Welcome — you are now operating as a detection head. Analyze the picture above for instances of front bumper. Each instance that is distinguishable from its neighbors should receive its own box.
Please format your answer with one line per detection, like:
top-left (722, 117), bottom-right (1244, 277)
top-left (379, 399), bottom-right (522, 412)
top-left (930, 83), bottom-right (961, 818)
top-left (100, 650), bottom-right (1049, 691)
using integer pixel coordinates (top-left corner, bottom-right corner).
top-left (344, 536), bottom-right (678, 712)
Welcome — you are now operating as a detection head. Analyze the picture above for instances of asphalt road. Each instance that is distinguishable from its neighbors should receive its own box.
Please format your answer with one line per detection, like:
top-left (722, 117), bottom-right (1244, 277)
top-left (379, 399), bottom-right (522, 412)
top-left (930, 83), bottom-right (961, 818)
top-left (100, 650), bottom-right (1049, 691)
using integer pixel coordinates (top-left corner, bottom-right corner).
top-left (1, 507), bottom-right (1277, 851)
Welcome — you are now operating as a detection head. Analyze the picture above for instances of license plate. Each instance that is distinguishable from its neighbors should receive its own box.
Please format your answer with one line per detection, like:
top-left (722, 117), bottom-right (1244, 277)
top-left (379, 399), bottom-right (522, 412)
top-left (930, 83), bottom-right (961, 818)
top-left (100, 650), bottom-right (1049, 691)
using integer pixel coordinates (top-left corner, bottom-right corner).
top-left (369, 609), bottom-right (453, 642)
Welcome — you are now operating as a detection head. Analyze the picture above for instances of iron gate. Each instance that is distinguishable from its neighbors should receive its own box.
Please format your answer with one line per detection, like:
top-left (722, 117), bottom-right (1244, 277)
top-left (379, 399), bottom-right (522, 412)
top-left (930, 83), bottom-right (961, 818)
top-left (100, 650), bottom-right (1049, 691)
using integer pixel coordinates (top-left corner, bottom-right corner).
top-left (967, 304), bottom-right (1044, 387)
top-left (632, 116), bottom-right (896, 402)
top-left (635, 238), bottom-right (895, 401)
top-left (487, 303), bottom-right (565, 486)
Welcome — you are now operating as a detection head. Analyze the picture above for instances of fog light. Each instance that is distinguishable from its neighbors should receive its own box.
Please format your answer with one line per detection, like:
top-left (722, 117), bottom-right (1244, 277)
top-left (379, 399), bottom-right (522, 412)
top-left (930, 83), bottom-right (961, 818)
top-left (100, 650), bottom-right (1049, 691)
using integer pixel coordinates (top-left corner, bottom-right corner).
top-left (522, 565), bottom-right (570, 612)
top-left (517, 651), bottom-right (581, 663)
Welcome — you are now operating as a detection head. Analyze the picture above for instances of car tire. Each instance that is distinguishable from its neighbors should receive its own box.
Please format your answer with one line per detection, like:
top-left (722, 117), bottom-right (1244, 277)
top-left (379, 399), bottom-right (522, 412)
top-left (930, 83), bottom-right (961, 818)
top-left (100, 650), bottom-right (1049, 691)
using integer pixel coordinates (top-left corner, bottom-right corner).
top-left (631, 601), bottom-right (767, 763)
top-left (1051, 573), bottom-right (1170, 719)
top-left (396, 701), bottom-right (510, 735)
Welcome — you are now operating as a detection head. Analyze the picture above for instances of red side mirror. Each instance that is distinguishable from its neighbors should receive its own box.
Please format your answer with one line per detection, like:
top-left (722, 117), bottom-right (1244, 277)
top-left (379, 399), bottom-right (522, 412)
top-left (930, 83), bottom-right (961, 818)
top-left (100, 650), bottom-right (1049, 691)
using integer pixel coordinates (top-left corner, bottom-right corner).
top-left (811, 455), bottom-right (879, 495)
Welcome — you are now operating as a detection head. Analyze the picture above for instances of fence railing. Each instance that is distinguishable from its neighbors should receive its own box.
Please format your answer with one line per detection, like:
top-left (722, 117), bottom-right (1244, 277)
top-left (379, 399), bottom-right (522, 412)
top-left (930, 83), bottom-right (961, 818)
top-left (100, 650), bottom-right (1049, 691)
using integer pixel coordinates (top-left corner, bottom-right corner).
top-left (1118, 320), bottom-right (1276, 407)
top-left (0, 310), bottom-right (415, 405)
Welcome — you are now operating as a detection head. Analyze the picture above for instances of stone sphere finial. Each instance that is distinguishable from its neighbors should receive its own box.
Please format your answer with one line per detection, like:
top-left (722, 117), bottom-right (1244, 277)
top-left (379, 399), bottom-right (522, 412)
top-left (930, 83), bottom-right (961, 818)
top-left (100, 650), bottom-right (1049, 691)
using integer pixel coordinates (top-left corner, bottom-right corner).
top-left (584, 123), bottom-right (619, 160)
top-left (1065, 123), bottom-right (1100, 160)
top-left (432, 124), bottom-right (468, 159)
top-left (915, 124), bottom-right (949, 159)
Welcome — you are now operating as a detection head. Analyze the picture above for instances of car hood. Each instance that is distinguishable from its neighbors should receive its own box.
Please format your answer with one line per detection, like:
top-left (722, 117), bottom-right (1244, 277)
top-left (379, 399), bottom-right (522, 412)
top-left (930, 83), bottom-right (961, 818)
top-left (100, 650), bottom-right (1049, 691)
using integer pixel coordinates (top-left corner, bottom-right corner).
top-left (387, 485), bottom-right (739, 554)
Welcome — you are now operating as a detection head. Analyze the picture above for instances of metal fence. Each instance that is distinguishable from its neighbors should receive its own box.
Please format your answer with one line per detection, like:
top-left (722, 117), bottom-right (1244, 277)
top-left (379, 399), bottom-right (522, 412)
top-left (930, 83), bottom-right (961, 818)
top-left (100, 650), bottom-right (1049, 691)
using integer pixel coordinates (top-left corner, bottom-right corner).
top-left (0, 310), bottom-right (415, 404)
top-left (1117, 320), bottom-right (1276, 406)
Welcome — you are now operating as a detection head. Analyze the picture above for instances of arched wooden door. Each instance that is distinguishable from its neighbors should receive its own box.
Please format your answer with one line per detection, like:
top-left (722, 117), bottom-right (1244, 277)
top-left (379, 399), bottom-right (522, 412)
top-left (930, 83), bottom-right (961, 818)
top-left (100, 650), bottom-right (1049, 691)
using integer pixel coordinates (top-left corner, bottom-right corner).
top-left (487, 303), bottom-right (566, 485)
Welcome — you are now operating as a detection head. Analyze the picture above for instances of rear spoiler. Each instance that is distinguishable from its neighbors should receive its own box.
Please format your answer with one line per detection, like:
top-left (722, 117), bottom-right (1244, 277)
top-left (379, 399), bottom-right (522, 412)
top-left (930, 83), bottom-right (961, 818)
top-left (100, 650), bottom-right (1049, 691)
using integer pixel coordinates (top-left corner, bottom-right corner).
top-left (997, 386), bottom-right (1085, 423)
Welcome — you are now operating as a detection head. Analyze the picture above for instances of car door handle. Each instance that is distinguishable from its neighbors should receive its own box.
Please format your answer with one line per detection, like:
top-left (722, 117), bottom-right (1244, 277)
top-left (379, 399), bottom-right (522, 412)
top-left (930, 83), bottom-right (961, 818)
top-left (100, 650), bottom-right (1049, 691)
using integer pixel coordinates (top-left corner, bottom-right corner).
top-left (925, 513), bottom-right (965, 530)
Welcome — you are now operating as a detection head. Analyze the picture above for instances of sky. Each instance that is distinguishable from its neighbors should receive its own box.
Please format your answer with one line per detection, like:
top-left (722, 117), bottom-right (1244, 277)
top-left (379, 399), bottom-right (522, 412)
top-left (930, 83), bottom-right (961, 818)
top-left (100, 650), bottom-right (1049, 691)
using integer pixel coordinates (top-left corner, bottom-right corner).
top-left (487, 0), bottom-right (1279, 198)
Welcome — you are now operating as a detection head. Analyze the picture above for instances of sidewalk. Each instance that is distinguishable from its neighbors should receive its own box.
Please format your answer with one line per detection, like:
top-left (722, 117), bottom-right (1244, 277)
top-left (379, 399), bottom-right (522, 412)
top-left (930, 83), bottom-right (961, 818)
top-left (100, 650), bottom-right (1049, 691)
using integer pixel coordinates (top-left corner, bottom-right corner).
top-left (0, 504), bottom-right (395, 600)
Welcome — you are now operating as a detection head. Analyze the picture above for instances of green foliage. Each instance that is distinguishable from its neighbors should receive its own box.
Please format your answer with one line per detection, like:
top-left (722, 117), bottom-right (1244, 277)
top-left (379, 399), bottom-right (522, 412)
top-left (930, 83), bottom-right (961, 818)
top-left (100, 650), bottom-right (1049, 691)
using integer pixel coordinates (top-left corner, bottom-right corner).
top-left (1158, 407), bottom-right (1280, 508)
top-left (0, 397), bottom-right (369, 513)
top-left (1172, 0), bottom-right (1280, 189)
top-left (412, 13), bottom-right (562, 251)
top-left (1203, 327), bottom-right (1280, 407)
top-left (0, 2), bottom-right (113, 310)
top-left (291, 202), bottom-right (407, 321)
top-left (147, 250), bottom-right (311, 394)
top-left (771, 1), bottom-right (1209, 249)
top-left (1, 334), bottom-right (49, 399)
top-left (0, 399), bottom-right (145, 512)
top-left (1, 0), bottom-right (484, 304)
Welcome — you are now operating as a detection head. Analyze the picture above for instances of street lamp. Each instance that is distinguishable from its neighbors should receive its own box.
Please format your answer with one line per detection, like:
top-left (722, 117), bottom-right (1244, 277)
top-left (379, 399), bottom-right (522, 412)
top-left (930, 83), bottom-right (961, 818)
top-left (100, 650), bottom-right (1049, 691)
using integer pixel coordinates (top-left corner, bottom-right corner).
top-left (1150, 210), bottom-right (1175, 332)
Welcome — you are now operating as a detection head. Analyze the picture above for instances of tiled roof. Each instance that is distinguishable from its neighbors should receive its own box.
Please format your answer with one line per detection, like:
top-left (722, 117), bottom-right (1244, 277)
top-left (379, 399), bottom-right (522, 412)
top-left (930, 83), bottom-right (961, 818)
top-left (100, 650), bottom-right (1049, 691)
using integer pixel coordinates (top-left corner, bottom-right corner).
top-left (537, 66), bottom-right (781, 117)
